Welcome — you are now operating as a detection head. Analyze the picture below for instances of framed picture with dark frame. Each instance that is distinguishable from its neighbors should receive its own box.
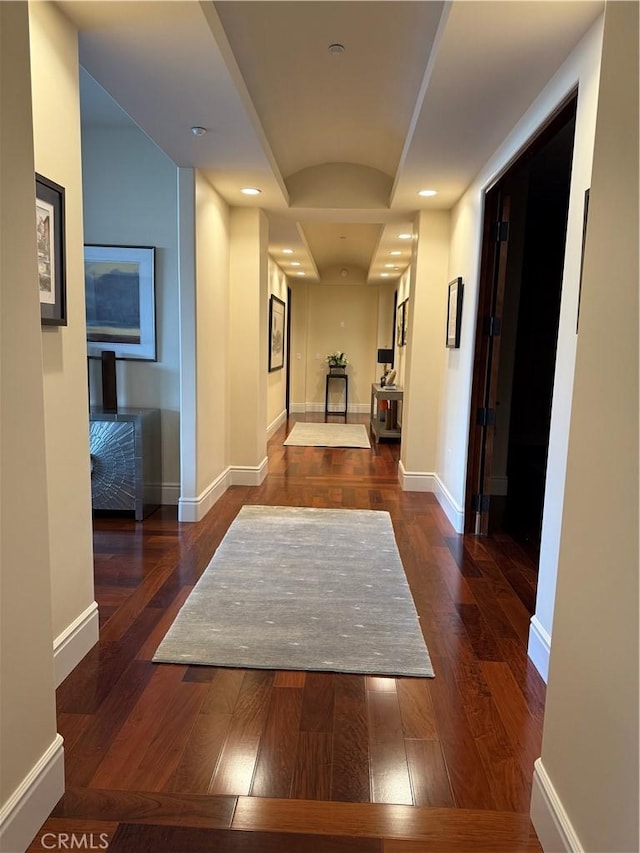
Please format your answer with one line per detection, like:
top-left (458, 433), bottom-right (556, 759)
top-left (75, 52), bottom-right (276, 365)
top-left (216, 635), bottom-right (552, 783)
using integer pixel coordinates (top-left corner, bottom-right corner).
top-left (269, 294), bottom-right (285, 372)
top-left (84, 245), bottom-right (156, 361)
top-left (401, 298), bottom-right (409, 346)
top-left (446, 277), bottom-right (463, 348)
top-left (36, 173), bottom-right (67, 326)
top-left (396, 300), bottom-right (405, 347)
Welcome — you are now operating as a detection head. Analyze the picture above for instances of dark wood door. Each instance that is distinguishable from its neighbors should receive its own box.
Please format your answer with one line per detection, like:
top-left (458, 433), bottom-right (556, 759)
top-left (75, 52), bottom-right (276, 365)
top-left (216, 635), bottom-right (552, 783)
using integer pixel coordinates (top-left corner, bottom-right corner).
top-left (465, 189), bottom-right (511, 535)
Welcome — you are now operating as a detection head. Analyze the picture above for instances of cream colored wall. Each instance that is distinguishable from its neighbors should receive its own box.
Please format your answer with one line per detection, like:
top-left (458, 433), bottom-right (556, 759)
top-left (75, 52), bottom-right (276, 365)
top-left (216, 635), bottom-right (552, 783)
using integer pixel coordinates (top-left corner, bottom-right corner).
top-left (288, 279), bottom-right (309, 411)
top-left (82, 123), bottom-right (181, 500)
top-left (0, 0), bottom-right (61, 841)
top-left (533, 5), bottom-right (638, 850)
top-left (194, 170), bottom-right (231, 494)
top-left (29, 2), bottom-right (96, 644)
top-left (394, 269), bottom-right (410, 392)
top-left (228, 208), bottom-right (268, 467)
top-left (376, 283), bottom-right (395, 356)
top-left (267, 259), bottom-right (288, 430)
top-left (305, 270), bottom-right (378, 412)
top-left (401, 211), bottom-right (450, 477)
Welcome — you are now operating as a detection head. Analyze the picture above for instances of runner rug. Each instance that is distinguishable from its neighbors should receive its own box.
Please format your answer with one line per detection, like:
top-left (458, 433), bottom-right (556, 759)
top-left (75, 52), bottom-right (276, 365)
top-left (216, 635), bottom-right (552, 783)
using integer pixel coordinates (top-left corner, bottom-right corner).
top-left (153, 505), bottom-right (433, 677)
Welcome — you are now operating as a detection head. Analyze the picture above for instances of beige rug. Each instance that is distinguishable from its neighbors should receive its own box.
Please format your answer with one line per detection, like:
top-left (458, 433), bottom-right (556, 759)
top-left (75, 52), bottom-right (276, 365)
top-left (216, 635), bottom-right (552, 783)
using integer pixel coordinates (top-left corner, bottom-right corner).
top-left (284, 422), bottom-right (371, 448)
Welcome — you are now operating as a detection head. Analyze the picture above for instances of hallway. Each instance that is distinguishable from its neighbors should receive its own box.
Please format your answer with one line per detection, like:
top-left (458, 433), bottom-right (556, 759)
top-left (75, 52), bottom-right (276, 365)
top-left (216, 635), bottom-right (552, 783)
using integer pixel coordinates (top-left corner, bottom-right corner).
top-left (30, 416), bottom-right (544, 851)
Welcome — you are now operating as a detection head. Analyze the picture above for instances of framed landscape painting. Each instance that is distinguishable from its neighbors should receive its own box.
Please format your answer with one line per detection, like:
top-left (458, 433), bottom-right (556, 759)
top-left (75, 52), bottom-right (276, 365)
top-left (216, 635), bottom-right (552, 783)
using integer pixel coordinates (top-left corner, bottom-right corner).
top-left (36, 173), bottom-right (67, 326)
top-left (269, 294), bottom-right (285, 371)
top-left (85, 245), bottom-right (156, 360)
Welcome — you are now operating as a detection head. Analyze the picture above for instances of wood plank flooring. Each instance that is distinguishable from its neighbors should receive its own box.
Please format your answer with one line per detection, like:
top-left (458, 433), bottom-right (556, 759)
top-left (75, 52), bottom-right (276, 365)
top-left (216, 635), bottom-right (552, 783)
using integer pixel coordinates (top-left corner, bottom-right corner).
top-left (28, 415), bottom-right (544, 851)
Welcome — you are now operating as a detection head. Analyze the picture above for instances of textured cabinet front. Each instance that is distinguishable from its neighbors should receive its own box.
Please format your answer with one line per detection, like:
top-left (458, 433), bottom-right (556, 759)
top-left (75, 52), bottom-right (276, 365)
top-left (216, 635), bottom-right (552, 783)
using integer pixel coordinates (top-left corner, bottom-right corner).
top-left (90, 421), bottom-right (136, 511)
top-left (89, 408), bottom-right (161, 521)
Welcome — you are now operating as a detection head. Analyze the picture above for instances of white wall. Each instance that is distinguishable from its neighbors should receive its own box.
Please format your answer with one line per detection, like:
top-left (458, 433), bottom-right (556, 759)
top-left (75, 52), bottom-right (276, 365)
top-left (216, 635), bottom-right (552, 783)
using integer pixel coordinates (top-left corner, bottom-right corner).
top-left (400, 211), bottom-right (450, 489)
top-left (228, 208), bottom-right (268, 471)
top-left (267, 259), bottom-right (288, 434)
top-left (288, 279), bottom-right (309, 411)
top-left (29, 1), bottom-right (97, 679)
top-left (376, 282), bottom-right (396, 358)
top-left (394, 269), bottom-right (410, 392)
top-left (177, 169), bottom-right (232, 521)
top-left (82, 117), bottom-right (181, 503)
top-left (438, 18), bottom-right (604, 674)
top-left (194, 172), bottom-right (231, 494)
top-left (0, 5), bottom-right (63, 850)
top-left (531, 5), bottom-right (638, 850)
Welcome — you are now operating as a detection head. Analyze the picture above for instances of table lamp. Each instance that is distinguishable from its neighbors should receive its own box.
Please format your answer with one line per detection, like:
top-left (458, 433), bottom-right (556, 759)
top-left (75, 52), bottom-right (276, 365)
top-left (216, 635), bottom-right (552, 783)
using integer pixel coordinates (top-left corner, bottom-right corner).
top-left (377, 348), bottom-right (394, 385)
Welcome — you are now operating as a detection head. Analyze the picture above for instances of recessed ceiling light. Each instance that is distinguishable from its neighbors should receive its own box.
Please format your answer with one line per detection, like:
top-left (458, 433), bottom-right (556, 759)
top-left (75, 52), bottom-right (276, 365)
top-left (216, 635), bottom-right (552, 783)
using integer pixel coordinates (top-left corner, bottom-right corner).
top-left (389, 250), bottom-right (402, 256)
top-left (282, 248), bottom-right (293, 254)
top-left (290, 262), bottom-right (301, 267)
top-left (328, 43), bottom-right (345, 54)
top-left (398, 233), bottom-right (412, 240)
top-left (381, 273), bottom-right (390, 278)
top-left (296, 271), bottom-right (306, 276)
top-left (241, 187), bottom-right (261, 196)
top-left (418, 189), bottom-right (438, 197)
top-left (191, 126), bottom-right (207, 136)
top-left (384, 263), bottom-right (395, 268)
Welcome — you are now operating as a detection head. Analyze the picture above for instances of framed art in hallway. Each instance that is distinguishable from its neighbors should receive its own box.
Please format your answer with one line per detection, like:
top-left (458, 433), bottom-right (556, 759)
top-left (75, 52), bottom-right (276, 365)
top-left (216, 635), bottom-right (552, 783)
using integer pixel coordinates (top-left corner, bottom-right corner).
top-left (269, 294), bottom-right (285, 371)
top-left (36, 173), bottom-right (67, 326)
top-left (402, 298), bottom-right (409, 346)
top-left (446, 277), bottom-right (463, 348)
top-left (397, 299), bottom-right (407, 346)
top-left (85, 245), bottom-right (156, 360)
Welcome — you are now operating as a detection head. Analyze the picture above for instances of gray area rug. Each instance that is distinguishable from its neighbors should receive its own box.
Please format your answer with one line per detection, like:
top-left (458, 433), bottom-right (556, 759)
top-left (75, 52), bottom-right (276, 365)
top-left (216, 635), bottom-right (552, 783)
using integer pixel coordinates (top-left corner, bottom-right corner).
top-left (284, 422), bottom-right (371, 448)
top-left (153, 505), bottom-right (433, 677)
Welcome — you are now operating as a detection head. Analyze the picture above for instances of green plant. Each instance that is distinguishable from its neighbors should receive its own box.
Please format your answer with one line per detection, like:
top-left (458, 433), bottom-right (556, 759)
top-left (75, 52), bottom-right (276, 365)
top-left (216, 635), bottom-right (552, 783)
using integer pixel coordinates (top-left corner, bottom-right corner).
top-left (326, 351), bottom-right (347, 366)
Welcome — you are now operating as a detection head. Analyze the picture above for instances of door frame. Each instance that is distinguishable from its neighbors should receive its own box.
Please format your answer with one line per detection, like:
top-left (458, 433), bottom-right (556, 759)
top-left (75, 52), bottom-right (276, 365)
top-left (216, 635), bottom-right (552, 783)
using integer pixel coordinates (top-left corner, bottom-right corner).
top-left (464, 92), bottom-right (578, 535)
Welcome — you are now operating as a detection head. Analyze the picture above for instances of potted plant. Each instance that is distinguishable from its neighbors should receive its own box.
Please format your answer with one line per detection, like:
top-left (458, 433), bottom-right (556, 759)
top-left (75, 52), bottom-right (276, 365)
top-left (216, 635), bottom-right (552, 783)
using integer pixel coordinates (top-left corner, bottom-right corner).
top-left (326, 351), bottom-right (347, 372)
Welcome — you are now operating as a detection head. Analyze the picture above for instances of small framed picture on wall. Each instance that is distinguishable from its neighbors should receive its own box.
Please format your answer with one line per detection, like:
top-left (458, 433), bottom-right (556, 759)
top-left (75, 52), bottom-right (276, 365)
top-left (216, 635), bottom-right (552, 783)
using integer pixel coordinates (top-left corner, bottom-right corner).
top-left (446, 277), bottom-right (463, 348)
top-left (36, 173), bottom-right (67, 326)
top-left (269, 294), bottom-right (285, 371)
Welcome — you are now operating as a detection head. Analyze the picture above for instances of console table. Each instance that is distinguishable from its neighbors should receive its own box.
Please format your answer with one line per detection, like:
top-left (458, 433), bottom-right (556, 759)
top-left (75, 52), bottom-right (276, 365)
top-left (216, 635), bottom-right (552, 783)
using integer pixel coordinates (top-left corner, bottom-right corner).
top-left (89, 407), bottom-right (161, 521)
top-left (370, 384), bottom-right (403, 443)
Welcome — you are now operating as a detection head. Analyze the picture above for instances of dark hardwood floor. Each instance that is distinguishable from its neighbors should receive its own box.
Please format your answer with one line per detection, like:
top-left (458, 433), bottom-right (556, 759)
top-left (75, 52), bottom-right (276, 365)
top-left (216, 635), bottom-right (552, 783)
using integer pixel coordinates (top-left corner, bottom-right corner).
top-left (29, 415), bottom-right (544, 851)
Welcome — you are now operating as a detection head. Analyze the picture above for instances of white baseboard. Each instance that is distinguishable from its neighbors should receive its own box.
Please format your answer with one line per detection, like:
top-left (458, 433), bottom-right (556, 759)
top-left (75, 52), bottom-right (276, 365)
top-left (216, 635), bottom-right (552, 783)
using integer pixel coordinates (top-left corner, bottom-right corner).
top-left (289, 403), bottom-right (306, 413)
top-left (397, 465), bottom-right (464, 533)
top-left (0, 734), bottom-right (64, 853)
top-left (528, 615), bottom-right (551, 683)
top-left (178, 457), bottom-right (269, 523)
top-left (230, 456), bottom-right (268, 486)
top-left (398, 460), bottom-right (437, 492)
top-left (53, 602), bottom-right (99, 687)
top-left (267, 410), bottom-right (287, 439)
top-left (160, 482), bottom-right (180, 506)
top-left (531, 758), bottom-right (583, 852)
top-left (434, 475), bottom-right (465, 534)
top-left (304, 402), bottom-right (370, 414)
top-left (178, 468), bottom-right (231, 522)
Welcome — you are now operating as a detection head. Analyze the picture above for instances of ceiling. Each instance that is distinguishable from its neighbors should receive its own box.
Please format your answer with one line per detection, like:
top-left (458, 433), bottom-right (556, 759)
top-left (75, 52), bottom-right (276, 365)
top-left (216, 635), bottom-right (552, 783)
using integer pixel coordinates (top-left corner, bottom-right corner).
top-left (60, 0), bottom-right (604, 285)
